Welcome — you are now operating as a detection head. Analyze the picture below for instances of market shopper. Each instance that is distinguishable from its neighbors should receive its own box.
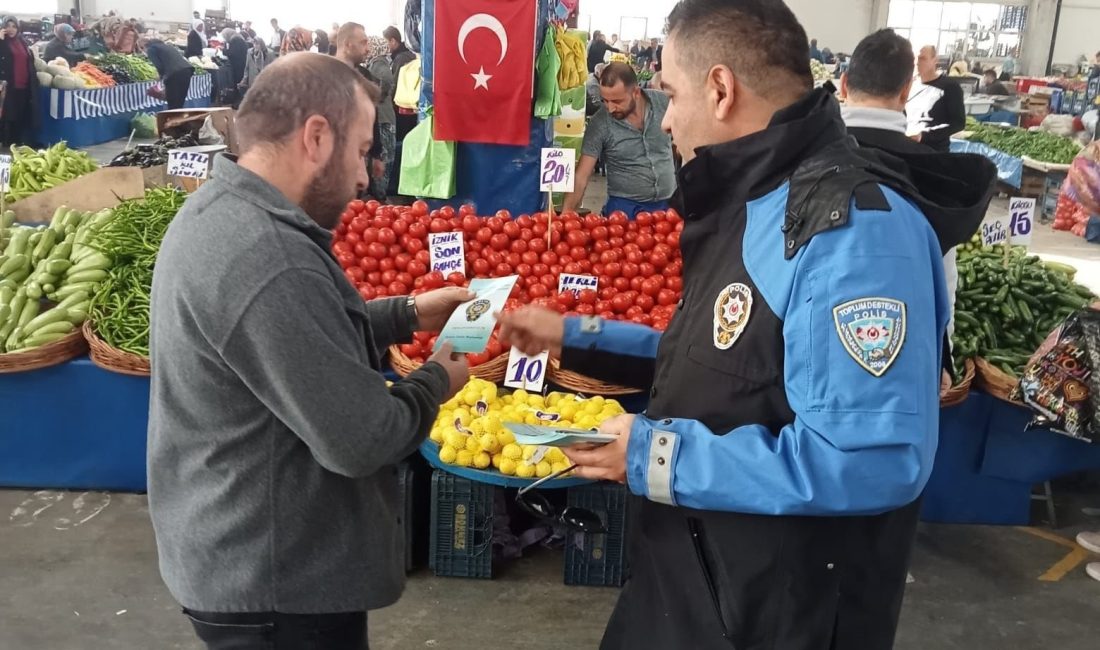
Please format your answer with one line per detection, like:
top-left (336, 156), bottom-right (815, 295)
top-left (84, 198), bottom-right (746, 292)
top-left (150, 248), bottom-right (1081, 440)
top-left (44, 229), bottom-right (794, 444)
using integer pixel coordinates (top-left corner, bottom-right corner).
top-left (0, 16), bottom-right (39, 147)
top-left (313, 29), bottom-right (331, 56)
top-left (908, 45), bottom-right (966, 152)
top-left (336, 23), bottom-right (394, 200)
top-left (269, 18), bottom-right (286, 53)
top-left (384, 26), bottom-right (417, 141)
top-left (563, 62), bottom-right (675, 217)
top-left (585, 62), bottom-right (606, 116)
top-left (238, 37), bottom-right (271, 94)
top-left (140, 36), bottom-right (193, 110)
top-left (587, 30), bottom-right (621, 73)
top-left (221, 27), bottom-right (250, 85)
top-left (185, 19), bottom-right (207, 58)
top-left (498, 1), bottom-right (953, 648)
top-left (148, 53), bottom-right (470, 650)
top-left (44, 23), bottom-right (84, 66)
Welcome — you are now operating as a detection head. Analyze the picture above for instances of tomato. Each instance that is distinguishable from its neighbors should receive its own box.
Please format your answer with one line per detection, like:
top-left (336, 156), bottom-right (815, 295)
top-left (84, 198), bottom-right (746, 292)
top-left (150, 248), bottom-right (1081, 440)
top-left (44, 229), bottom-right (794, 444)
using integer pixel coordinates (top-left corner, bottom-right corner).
top-left (459, 204), bottom-right (476, 217)
top-left (359, 256), bottom-right (379, 272)
top-left (375, 228), bottom-right (395, 245)
top-left (515, 262), bottom-right (533, 278)
top-left (408, 260), bottom-right (428, 277)
top-left (439, 205), bottom-right (456, 219)
top-left (495, 209), bottom-right (512, 220)
top-left (407, 238), bottom-right (425, 254)
top-left (532, 263), bottom-right (550, 277)
top-left (652, 318), bottom-right (670, 332)
top-left (390, 219), bottom-right (408, 236)
top-left (528, 237), bottom-right (548, 254)
top-left (625, 249), bottom-right (645, 264)
top-left (635, 212), bottom-right (654, 227)
top-left (366, 271), bottom-right (382, 285)
top-left (625, 305), bottom-right (643, 318)
top-left (590, 225), bottom-right (609, 241)
top-left (613, 276), bottom-right (631, 291)
top-left (599, 286), bottom-right (616, 301)
top-left (599, 250), bottom-right (618, 265)
top-left (540, 251), bottom-right (558, 266)
top-left (423, 271), bottom-right (445, 289)
top-left (520, 250), bottom-right (540, 266)
top-left (447, 272), bottom-right (466, 286)
top-left (381, 269), bottom-right (398, 284)
top-left (348, 241), bottom-right (366, 258)
top-left (487, 251), bottom-right (504, 266)
top-left (399, 342), bottom-right (422, 358)
top-left (345, 266), bottom-right (365, 283)
top-left (389, 253), bottom-right (406, 272)
top-left (550, 264), bottom-right (563, 276)
top-left (593, 299), bottom-right (611, 314)
top-left (565, 229), bottom-right (588, 247)
top-left (358, 285), bottom-right (376, 301)
top-left (625, 231), bottom-right (638, 243)
top-left (474, 227), bottom-right (491, 245)
top-left (411, 200), bottom-right (429, 217)
top-left (350, 216), bottom-right (370, 234)
top-left (636, 233), bottom-right (656, 251)
top-left (636, 294), bottom-right (656, 311)
top-left (495, 263), bottom-right (513, 276)
top-left (524, 275), bottom-right (539, 289)
top-left (374, 286), bottom-right (389, 297)
top-left (367, 242), bottom-right (388, 259)
top-left (666, 261), bottom-right (683, 277)
top-left (532, 222), bottom-right (548, 238)
top-left (461, 214), bottom-right (481, 233)
top-left (578, 289), bottom-right (598, 305)
top-left (575, 303), bottom-right (595, 315)
top-left (657, 289), bottom-right (678, 307)
top-left (341, 210), bottom-right (355, 225)
top-left (388, 280), bottom-right (408, 295)
top-left (568, 246), bottom-right (587, 262)
top-left (506, 252), bottom-right (522, 267)
top-left (611, 294), bottom-right (632, 314)
top-left (637, 262), bottom-right (655, 277)
top-left (395, 272), bottom-right (414, 288)
top-left (551, 241), bottom-right (568, 257)
top-left (593, 240), bottom-right (612, 253)
top-left (604, 261), bottom-right (622, 277)
top-left (428, 218), bottom-right (447, 233)
top-left (630, 276), bottom-right (646, 292)
top-left (473, 258), bottom-right (491, 276)
top-left (581, 214), bottom-right (601, 229)
top-left (490, 233), bottom-right (510, 251)
top-left (372, 216), bottom-right (392, 229)
top-left (654, 220), bottom-right (674, 236)
top-left (486, 216), bottom-right (504, 234)
top-left (667, 230), bottom-right (681, 248)
top-left (529, 283), bottom-right (549, 299)
top-left (564, 262), bottom-right (583, 274)
top-left (540, 274), bottom-right (557, 289)
top-left (416, 250), bottom-right (431, 264)
top-left (503, 221), bottom-right (521, 239)
top-left (407, 222), bottom-right (428, 240)
top-left (556, 291), bottom-right (577, 309)
top-left (513, 214), bottom-right (532, 229)
top-left (510, 238), bottom-right (529, 254)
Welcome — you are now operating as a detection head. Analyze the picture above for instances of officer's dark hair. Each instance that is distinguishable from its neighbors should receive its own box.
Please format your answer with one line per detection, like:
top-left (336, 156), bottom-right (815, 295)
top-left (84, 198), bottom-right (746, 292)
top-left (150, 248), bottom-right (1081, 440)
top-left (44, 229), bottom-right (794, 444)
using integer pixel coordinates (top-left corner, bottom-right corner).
top-left (665, 0), bottom-right (812, 101)
top-left (846, 29), bottom-right (915, 98)
top-left (599, 62), bottom-right (638, 88)
top-left (383, 26), bottom-right (401, 42)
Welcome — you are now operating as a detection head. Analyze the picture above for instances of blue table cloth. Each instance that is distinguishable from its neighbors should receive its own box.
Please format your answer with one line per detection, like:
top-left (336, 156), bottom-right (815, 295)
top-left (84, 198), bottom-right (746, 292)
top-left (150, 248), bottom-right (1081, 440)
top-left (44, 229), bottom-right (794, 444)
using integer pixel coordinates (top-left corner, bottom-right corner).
top-left (950, 138), bottom-right (1024, 189)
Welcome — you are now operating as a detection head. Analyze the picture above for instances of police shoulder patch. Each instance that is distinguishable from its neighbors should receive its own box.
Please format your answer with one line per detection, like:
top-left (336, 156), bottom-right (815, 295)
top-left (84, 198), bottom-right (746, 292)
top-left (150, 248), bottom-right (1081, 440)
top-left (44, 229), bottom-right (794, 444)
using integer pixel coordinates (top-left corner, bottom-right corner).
top-left (832, 297), bottom-right (906, 377)
top-left (713, 283), bottom-right (753, 350)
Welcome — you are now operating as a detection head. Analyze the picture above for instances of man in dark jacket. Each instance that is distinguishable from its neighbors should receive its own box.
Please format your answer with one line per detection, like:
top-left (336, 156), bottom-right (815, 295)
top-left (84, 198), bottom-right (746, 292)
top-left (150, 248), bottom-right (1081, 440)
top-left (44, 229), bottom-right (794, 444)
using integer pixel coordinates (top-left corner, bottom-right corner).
top-left (587, 30), bottom-right (621, 73)
top-left (497, 2), bottom-right (988, 648)
top-left (222, 28), bottom-right (250, 85)
top-left (908, 45), bottom-right (966, 152)
top-left (149, 54), bottom-right (470, 650)
top-left (141, 37), bottom-right (193, 110)
top-left (384, 25), bottom-right (416, 142)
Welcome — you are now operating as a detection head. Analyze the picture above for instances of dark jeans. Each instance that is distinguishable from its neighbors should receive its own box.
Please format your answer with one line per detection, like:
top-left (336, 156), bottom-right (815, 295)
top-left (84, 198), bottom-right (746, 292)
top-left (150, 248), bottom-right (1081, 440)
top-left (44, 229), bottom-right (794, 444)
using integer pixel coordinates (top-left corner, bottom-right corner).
top-left (165, 68), bottom-right (195, 110)
top-left (184, 609), bottom-right (368, 650)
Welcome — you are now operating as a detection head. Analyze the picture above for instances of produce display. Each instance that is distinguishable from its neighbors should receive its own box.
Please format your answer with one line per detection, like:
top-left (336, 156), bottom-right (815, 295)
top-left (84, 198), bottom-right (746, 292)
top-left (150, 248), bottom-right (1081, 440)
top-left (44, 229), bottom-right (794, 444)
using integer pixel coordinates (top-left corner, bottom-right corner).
top-left (4, 143), bottom-right (100, 204)
top-left (427, 377), bottom-right (626, 477)
top-left (0, 208), bottom-right (114, 353)
top-left (107, 133), bottom-right (199, 168)
top-left (73, 62), bottom-right (117, 87)
top-left (810, 59), bottom-right (830, 82)
top-left (87, 53), bottom-right (160, 82)
top-left (951, 240), bottom-right (1094, 377)
top-left (964, 120), bottom-right (1081, 165)
top-left (87, 188), bottom-right (187, 357)
top-left (332, 200), bottom-right (684, 366)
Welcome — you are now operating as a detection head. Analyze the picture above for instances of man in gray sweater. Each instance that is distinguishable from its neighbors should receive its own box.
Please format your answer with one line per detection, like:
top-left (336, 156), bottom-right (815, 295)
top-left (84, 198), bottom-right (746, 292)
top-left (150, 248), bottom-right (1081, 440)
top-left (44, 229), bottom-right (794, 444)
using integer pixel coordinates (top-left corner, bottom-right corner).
top-left (148, 53), bottom-right (469, 649)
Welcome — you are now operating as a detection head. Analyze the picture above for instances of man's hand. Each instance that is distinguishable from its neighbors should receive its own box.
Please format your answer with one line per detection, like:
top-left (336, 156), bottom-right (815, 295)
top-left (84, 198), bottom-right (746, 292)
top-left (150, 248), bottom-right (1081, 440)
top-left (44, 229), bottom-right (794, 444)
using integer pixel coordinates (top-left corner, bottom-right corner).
top-left (940, 369), bottom-right (952, 397)
top-left (426, 341), bottom-right (468, 401)
top-left (562, 414), bottom-right (634, 483)
top-left (497, 306), bottom-right (564, 357)
top-left (371, 158), bottom-right (385, 180)
top-left (414, 287), bottom-right (475, 332)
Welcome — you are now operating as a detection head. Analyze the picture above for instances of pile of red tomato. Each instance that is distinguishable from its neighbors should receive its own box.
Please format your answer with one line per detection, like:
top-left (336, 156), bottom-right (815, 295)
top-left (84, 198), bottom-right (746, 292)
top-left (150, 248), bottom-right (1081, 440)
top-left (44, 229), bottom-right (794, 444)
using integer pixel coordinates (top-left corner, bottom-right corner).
top-left (332, 199), bottom-right (684, 364)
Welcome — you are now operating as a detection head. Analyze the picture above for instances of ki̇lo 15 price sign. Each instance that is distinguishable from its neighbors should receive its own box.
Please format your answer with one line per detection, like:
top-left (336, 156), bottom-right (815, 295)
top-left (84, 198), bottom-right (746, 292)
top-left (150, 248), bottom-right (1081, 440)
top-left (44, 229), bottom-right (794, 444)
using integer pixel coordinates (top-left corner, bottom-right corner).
top-left (1007, 197), bottom-right (1034, 247)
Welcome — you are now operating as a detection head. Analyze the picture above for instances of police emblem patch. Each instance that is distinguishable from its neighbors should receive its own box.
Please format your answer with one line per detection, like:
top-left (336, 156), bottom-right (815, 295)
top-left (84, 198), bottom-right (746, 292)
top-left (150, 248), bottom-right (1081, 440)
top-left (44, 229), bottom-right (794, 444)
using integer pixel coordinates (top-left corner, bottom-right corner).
top-left (713, 283), bottom-right (753, 350)
top-left (465, 299), bottom-right (491, 322)
top-left (832, 297), bottom-right (907, 377)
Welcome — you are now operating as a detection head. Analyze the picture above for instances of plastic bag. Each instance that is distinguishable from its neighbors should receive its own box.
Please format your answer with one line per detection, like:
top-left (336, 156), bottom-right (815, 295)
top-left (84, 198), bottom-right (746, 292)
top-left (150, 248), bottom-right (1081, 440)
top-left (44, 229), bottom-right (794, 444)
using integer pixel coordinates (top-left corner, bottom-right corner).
top-left (534, 25), bottom-right (562, 118)
top-left (1012, 308), bottom-right (1100, 443)
top-left (394, 58), bottom-right (421, 110)
top-left (1066, 140), bottom-right (1100, 216)
top-left (130, 112), bottom-right (157, 139)
top-left (398, 114), bottom-right (456, 199)
top-left (198, 116), bottom-right (224, 145)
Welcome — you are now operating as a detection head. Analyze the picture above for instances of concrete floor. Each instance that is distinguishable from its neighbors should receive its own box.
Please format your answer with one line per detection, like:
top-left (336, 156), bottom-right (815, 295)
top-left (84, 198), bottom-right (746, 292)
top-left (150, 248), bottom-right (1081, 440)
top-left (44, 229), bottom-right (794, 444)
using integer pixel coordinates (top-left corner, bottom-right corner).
top-left (2, 488), bottom-right (1100, 649)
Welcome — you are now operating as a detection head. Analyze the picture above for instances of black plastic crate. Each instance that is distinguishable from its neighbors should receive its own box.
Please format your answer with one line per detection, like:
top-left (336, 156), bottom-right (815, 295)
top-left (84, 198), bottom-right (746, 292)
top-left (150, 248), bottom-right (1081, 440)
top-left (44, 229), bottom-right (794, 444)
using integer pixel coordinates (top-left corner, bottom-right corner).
top-left (563, 482), bottom-right (630, 587)
top-left (429, 470), bottom-right (495, 578)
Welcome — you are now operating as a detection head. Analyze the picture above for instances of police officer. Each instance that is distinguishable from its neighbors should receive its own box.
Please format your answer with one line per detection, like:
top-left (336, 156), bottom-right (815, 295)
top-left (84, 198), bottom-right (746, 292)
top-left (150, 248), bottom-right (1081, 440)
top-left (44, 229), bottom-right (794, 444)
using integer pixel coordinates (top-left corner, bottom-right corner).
top-left (498, 1), bottom-right (954, 648)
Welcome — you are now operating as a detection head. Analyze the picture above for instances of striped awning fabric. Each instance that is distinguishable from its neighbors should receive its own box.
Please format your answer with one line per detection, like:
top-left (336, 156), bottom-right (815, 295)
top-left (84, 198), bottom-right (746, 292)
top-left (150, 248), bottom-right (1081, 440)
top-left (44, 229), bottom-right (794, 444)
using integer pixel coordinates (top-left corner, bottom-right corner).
top-left (47, 75), bottom-right (214, 120)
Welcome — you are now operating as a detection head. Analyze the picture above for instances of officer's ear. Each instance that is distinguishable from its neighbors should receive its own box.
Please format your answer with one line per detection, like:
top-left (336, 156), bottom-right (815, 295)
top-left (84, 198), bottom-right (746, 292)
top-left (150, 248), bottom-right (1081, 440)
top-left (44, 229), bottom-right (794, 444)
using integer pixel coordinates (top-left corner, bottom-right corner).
top-left (708, 64), bottom-right (738, 121)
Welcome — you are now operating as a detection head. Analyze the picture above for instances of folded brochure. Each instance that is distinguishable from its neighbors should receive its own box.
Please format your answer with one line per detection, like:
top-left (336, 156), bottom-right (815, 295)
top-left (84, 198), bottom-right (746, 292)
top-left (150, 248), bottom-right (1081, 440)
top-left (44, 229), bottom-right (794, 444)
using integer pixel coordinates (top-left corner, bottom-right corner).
top-left (433, 275), bottom-right (518, 354)
top-left (504, 423), bottom-right (617, 447)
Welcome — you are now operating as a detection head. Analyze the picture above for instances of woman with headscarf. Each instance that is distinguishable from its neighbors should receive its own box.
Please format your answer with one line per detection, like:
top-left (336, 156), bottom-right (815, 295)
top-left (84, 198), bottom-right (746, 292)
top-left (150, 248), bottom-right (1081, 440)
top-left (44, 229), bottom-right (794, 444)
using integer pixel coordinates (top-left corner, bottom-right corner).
top-left (186, 19), bottom-right (206, 58)
top-left (313, 30), bottom-right (330, 56)
top-left (364, 36), bottom-right (397, 200)
top-left (0, 16), bottom-right (40, 146)
top-left (280, 27), bottom-right (312, 56)
top-left (44, 23), bottom-right (84, 66)
top-left (221, 28), bottom-right (249, 85)
top-left (239, 37), bottom-right (270, 95)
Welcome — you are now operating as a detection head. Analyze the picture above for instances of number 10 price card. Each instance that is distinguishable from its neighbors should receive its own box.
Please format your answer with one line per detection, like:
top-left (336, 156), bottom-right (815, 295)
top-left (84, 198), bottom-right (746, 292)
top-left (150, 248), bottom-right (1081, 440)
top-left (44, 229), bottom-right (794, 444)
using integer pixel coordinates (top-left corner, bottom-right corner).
top-left (434, 275), bottom-right (518, 354)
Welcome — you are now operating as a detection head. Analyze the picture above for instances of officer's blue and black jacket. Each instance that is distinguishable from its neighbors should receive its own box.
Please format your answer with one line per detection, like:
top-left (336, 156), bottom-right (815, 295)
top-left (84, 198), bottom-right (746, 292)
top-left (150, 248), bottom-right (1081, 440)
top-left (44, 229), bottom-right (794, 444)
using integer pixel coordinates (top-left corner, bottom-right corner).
top-left (561, 89), bottom-right (997, 650)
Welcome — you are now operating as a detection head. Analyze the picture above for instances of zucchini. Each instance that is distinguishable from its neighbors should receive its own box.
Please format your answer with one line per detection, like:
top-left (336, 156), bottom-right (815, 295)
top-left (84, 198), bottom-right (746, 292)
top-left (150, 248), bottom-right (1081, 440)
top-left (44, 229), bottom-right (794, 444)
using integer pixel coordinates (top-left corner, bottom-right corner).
top-left (63, 269), bottom-right (108, 285)
top-left (0, 253), bottom-right (27, 276)
top-left (21, 307), bottom-right (72, 335)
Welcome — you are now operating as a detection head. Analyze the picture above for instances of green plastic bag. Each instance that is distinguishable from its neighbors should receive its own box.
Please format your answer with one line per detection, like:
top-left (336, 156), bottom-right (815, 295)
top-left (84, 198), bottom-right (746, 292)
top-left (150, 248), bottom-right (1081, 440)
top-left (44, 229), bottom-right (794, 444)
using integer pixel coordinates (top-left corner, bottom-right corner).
top-left (131, 112), bottom-right (157, 139)
top-left (398, 114), bottom-right (456, 199)
top-left (534, 26), bottom-right (561, 118)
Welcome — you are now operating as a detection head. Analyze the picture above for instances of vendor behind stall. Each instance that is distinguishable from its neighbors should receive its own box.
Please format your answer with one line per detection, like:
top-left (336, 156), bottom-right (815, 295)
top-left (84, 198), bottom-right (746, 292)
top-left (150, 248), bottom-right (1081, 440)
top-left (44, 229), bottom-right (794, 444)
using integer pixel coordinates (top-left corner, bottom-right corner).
top-left (0, 16), bottom-right (40, 147)
top-left (44, 24), bottom-right (84, 67)
top-left (186, 20), bottom-right (207, 58)
top-left (140, 36), bottom-right (194, 110)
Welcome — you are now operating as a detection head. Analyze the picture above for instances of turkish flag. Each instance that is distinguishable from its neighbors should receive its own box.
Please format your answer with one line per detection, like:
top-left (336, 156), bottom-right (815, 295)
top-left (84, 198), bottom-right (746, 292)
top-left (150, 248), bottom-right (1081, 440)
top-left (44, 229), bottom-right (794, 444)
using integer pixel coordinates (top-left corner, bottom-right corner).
top-left (434, 0), bottom-right (537, 146)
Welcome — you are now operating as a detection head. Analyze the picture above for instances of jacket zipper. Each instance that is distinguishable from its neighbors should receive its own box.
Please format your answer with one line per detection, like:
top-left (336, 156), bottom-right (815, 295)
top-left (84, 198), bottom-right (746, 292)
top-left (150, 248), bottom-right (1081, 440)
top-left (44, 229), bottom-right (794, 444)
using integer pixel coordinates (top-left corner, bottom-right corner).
top-left (687, 518), bottom-right (734, 642)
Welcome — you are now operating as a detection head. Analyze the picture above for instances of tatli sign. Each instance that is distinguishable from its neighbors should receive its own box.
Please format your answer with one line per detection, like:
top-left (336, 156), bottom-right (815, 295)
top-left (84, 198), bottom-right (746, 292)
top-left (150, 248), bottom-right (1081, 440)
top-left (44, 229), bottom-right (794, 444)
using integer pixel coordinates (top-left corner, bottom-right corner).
top-left (540, 148), bottom-right (575, 193)
top-left (429, 231), bottom-right (466, 276)
top-left (167, 150), bottom-right (210, 179)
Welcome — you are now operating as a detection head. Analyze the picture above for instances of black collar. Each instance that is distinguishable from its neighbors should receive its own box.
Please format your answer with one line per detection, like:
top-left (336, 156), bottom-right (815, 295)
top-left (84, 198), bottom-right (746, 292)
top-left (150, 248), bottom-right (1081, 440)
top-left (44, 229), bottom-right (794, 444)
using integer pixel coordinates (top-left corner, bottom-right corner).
top-left (677, 88), bottom-right (847, 220)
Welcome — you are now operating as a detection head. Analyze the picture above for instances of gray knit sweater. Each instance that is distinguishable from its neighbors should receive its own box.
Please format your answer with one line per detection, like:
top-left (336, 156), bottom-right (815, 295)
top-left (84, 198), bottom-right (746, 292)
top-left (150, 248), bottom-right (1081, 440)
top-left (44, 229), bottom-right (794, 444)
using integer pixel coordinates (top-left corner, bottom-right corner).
top-left (148, 155), bottom-right (448, 613)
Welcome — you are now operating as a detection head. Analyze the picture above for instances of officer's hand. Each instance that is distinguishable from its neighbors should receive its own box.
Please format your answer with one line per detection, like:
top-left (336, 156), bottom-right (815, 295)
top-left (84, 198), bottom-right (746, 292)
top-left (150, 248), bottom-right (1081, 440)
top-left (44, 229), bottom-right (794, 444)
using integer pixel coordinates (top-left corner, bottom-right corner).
top-left (414, 287), bottom-right (476, 332)
top-left (497, 306), bottom-right (564, 357)
top-left (939, 370), bottom-right (952, 397)
top-left (562, 414), bottom-right (634, 483)
top-left (427, 341), bottom-right (469, 402)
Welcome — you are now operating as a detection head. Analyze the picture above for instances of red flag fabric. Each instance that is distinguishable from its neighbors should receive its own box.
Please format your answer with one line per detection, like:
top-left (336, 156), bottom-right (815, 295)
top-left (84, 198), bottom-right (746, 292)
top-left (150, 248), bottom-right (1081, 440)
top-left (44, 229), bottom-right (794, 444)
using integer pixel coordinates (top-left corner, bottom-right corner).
top-left (434, 0), bottom-right (536, 146)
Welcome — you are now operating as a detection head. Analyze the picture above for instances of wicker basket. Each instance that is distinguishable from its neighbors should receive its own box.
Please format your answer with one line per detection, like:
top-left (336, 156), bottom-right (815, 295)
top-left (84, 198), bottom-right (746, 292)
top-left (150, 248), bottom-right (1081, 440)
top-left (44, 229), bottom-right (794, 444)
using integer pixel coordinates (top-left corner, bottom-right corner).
top-left (0, 328), bottom-right (88, 374)
top-left (940, 358), bottom-right (975, 408)
top-left (974, 357), bottom-right (1021, 404)
top-left (388, 344), bottom-right (508, 383)
top-left (82, 321), bottom-right (150, 377)
top-left (548, 358), bottom-right (643, 396)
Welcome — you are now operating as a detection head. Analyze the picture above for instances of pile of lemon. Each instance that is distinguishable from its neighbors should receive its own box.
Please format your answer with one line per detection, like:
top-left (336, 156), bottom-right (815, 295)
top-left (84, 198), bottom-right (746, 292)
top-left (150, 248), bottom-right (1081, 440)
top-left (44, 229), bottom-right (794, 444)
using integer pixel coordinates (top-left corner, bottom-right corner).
top-left (428, 377), bottom-right (626, 479)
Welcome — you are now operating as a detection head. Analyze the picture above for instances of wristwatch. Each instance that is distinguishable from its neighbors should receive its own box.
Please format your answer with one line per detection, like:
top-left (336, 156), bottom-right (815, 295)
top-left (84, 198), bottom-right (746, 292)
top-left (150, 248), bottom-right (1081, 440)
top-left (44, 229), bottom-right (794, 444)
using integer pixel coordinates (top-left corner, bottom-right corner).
top-left (405, 295), bottom-right (420, 330)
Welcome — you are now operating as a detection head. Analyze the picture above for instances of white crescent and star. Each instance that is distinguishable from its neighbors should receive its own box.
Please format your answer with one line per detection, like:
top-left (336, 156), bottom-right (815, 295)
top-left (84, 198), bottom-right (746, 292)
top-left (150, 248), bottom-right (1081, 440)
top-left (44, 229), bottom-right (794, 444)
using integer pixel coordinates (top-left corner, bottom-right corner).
top-left (457, 13), bottom-right (508, 90)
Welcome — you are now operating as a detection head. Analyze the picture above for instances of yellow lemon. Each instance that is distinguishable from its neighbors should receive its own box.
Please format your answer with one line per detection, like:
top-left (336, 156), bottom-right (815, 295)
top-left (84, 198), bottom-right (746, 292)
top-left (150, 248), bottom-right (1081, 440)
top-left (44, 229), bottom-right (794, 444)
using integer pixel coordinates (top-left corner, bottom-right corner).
top-left (455, 450), bottom-right (474, 467)
top-left (511, 388), bottom-right (529, 403)
top-left (467, 418), bottom-right (488, 437)
top-left (547, 447), bottom-right (566, 463)
top-left (522, 446), bottom-right (539, 461)
top-left (483, 414), bottom-right (503, 435)
top-left (480, 385), bottom-right (498, 402)
top-left (524, 412), bottom-right (541, 426)
top-left (557, 420), bottom-right (573, 428)
top-left (444, 430), bottom-right (466, 450)
top-left (499, 457), bottom-right (518, 475)
top-left (502, 444), bottom-right (523, 460)
top-left (474, 451), bottom-right (492, 469)
top-left (491, 453), bottom-right (503, 469)
top-left (429, 427), bottom-right (444, 444)
top-left (479, 433), bottom-right (501, 454)
top-left (438, 409), bottom-right (454, 424)
top-left (535, 460), bottom-right (553, 478)
top-left (497, 429), bottom-right (516, 446)
top-left (439, 445), bottom-right (458, 464)
top-left (583, 401), bottom-right (602, 415)
top-left (551, 461), bottom-right (571, 475)
top-left (453, 408), bottom-right (472, 427)
top-left (558, 403), bottom-right (579, 420)
top-left (515, 462), bottom-right (536, 478)
top-left (465, 434), bottom-right (481, 453)
top-left (546, 392), bottom-right (564, 406)
top-left (526, 394), bottom-right (544, 408)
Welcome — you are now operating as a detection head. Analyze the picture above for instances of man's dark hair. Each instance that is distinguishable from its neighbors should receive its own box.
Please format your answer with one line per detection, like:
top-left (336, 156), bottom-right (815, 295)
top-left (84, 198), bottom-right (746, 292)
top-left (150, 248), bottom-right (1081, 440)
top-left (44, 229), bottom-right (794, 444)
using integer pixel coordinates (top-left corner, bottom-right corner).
top-left (237, 53), bottom-right (380, 154)
top-left (666, 0), bottom-right (812, 101)
top-left (600, 62), bottom-right (638, 88)
top-left (846, 29), bottom-right (915, 97)
top-left (983, 69), bottom-right (996, 79)
top-left (383, 26), bottom-right (401, 42)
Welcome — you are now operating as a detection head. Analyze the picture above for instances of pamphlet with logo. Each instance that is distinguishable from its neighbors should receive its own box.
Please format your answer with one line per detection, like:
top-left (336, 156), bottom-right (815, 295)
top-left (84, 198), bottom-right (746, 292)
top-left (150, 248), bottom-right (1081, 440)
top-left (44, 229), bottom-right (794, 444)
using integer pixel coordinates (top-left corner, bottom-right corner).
top-left (434, 275), bottom-right (518, 353)
top-left (504, 423), bottom-right (618, 448)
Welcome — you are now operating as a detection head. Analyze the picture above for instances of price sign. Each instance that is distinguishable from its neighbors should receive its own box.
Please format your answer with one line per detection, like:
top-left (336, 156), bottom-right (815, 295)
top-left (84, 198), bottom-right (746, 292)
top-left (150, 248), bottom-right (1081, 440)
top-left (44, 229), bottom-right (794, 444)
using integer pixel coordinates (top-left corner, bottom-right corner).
top-left (1007, 197), bottom-right (1035, 247)
top-left (558, 273), bottom-right (598, 296)
top-left (167, 150), bottom-right (210, 179)
top-left (979, 214), bottom-right (1010, 246)
top-left (504, 347), bottom-right (549, 393)
top-left (539, 147), bottom-right (575, 192)
top-left (0, 154), bottom-right (11, 192)
top-left (429, 231), bottom-right (465, 276)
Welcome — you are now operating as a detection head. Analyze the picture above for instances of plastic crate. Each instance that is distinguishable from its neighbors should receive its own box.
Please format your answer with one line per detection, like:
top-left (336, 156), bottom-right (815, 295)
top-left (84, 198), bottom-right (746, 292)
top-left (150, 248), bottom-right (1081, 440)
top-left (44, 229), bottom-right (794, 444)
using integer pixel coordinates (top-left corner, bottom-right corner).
top-left (563, 482), bottom-right (630, 587)
top-left (1041, 170), bottom-right (1068, 223)
top-left (429, 470), bottom-right (495, 578)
